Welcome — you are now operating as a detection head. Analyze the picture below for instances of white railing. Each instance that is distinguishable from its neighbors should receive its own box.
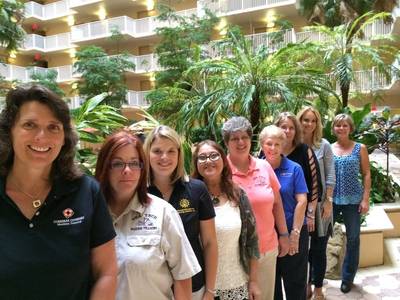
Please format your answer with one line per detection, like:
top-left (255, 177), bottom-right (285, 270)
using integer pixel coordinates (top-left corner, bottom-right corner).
top-left (68, 96), bottom-right (86, 109)
top-left (22, 33), bottom-right (72, 52)
top-left (124, 54), bottom-right (159, 73)
top-left (24, 0), bottom-right (71, 20)
top-left (200, 0), bottom-right (294, 15)
top-left (246, 29), bottom-right (294, 51)
top-left (126, 90), bottom-right (150, 107)
top-left (69, 0), bottom-right (102, 8)
top-left (71, 8), bottom-right (197, 42)
top-left (0, 64), bottom-right (79, 83)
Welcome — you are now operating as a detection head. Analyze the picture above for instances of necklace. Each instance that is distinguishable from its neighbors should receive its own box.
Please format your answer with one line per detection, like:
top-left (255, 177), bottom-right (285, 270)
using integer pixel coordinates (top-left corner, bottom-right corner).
top-left (210, 193), bottom-right (221, 206)
top-left (11, 181), bottom-right (46, 209)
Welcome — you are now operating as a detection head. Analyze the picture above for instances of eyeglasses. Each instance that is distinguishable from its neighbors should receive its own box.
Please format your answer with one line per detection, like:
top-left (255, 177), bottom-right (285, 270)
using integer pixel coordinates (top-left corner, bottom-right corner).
top-left (197, 152), bottom-right (221, 164)
top-left (229, 135), bottom-right (250, 143)
top-left (110, 160), bottom-right (143, 171)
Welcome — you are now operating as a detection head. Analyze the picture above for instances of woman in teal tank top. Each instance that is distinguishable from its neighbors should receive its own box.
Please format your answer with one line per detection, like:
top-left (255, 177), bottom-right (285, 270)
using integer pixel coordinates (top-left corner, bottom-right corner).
top-left (331, 113), bottom-right (371, 295)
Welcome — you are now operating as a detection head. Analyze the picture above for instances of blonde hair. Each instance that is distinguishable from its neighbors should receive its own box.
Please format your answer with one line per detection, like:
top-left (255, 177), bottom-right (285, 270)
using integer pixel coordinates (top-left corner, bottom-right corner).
top-left (297, 106), bottom-right (323, 147)
top-left (274, 112), bottom-right (302, 147)
top-left (143, 125), bottom-right (188, 185)
top-left (332, 113), bottom-right (355, 135)
top-left (259, 125), bottom-right (286, 144)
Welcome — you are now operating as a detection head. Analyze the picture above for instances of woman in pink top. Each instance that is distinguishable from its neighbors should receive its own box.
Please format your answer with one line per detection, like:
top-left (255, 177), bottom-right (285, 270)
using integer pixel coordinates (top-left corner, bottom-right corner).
top-left (222, 116), bottom-right (289, 300)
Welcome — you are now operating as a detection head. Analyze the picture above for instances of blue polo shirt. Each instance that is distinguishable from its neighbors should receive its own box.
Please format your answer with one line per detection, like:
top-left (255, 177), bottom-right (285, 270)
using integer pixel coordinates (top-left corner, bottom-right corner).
top-left (274, 156), bottom-right (308, 230)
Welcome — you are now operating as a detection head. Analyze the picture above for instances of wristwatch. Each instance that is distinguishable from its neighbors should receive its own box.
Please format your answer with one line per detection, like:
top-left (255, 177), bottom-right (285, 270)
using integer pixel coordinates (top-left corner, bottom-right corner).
top-left (307, 207), bottom-right (313, 214)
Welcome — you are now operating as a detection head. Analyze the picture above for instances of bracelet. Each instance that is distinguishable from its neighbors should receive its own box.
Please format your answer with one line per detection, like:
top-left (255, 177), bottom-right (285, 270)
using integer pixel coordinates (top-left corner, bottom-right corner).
top-left (279, 232), bottom-right (289, 237)
top-left (291, 228), bottom-right (300, 235)
top-left (206, 288), bottom-right (216, 295)
top-left (327, 196), bottom-right (333, 203)
top-left (306, 215), bottom-right (315, 220)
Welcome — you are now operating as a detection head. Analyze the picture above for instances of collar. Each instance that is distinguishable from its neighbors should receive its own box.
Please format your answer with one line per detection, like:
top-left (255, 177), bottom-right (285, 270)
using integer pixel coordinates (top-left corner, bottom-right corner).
top-left (227, 155), bottom-right (259, 176)
top-left (275, 155), bottom-right (290, 171)
top-left (110, 193), bottom-right (145, 221)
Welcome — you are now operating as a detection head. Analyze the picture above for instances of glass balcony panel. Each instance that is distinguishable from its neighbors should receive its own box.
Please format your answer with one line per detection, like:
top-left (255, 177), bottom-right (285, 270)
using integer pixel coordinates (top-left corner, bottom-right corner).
top-left (0, 64), bottom-right (10, 80)
top-left (135, 17), bottom-right (152, 35)
top-left (108, 17), bottom-right (126, 33)
top-left (12, 66), bottom-right (28, 82)
top-left (90, 21), bottom-right (107, 38)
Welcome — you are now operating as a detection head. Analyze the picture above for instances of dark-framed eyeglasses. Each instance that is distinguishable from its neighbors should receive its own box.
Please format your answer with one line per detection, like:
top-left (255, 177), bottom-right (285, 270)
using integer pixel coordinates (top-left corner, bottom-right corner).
top-left (197, 152), bottom-right (221, 164)
top-left (110, 160), bottom-right (143, 171)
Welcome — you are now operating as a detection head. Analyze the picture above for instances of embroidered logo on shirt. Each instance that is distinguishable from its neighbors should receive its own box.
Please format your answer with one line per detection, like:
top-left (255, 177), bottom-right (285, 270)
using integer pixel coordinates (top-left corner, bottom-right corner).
top-left (177, 198), bottom-right (195, 214)
top-left (63, 208), bottom-right (74, 219)
top-left (180, 198), bottom-right (190, 208)
top-left (253, 176), bottom-right (267, 186)
top-left (132, 213), bottom-right (158, 231)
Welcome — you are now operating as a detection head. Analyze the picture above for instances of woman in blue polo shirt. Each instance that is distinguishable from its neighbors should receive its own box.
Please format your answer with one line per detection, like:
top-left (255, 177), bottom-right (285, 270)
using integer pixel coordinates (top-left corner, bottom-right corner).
top-left (0, 85), bottom-right (117, 299)
top-left (259, 125), bottom-right (308, 300)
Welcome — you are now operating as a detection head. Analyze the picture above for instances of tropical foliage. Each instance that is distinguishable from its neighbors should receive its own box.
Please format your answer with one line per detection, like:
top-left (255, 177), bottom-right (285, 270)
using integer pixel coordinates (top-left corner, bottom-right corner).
top-left (303, 12), bottom-right (399, 108)
top-left (299, 0), bottom-right (398, 27)
top-left (74, 46), bottom-right (135, 108)
top-left (71, 93), bottom-right (127, 174)
top-left (29, 69), bottom-right (65, 97)
top-left (0, 0), bottom-right (25, 54)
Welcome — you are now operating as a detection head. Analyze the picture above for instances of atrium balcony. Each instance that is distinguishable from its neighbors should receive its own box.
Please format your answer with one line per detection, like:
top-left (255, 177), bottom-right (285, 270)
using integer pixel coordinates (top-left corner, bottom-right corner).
top-left (21, 33), bottom-right (73, 53)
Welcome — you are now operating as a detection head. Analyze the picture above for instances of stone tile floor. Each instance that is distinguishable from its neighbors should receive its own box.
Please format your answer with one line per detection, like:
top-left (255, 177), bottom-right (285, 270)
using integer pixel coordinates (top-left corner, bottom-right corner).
top-left (319, 237), bottom-right (400, 299)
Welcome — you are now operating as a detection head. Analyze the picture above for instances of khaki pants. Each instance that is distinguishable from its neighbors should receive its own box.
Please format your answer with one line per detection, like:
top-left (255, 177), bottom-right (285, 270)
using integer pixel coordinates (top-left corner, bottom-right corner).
top-left (259, 247), bottom-right (279, 300)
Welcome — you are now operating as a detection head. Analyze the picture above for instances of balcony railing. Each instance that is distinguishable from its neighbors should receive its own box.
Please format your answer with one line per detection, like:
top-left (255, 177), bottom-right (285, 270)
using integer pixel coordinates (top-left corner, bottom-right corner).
top-left (125, 54), bottom-right (159, 73)
top-left (22, 33), bottom-right (72, 52)
top-left (69, 0), bottom-right (102, 8)
top-left (126, 90), bottom-right (150, 107)
top-left (0, 64), bottom-right (79, 83)
top-left (200, 0), bottom-right (294, 15)
top-left (24, 0), bottom-right (71, 20)
top-left (71, 8), bottom-right (197, 42)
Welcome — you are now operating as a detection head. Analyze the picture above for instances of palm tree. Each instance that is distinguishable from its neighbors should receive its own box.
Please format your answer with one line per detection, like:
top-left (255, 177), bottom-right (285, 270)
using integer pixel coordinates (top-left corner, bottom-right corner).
top-left (181, 27), bottom-right (334, 137)
top-left (299, 0), bottom-right (398, 27)
top-left (304, 12), bottom-right (399, 108)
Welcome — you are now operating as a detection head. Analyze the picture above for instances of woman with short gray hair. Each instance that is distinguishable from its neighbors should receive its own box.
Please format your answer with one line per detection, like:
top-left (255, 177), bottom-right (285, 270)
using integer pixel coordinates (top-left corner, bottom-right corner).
top-left (222, 116), bottom-right (289, 300)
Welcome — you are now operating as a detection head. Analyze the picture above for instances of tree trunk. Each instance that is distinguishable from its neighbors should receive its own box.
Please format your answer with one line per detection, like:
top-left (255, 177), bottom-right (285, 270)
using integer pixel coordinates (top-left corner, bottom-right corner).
top-left (250, 95), bottom-right (261, 151)
top-left (340, 82), bottom-right (350, 108)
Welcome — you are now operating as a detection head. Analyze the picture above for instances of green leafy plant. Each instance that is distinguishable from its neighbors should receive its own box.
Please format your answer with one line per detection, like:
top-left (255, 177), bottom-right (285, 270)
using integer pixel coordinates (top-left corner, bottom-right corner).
top-left (73, 46), bottom-right (135, 108)
top-left (29, 69), bottom-right (65, 97)
top-left (0, 0), bottom-right (25, 54)
top-left (71, 93), bottom-right (127, 174)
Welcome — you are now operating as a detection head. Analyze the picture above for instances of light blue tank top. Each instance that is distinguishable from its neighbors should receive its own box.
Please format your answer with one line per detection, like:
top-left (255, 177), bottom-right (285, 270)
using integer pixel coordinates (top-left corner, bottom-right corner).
top-left (333, 143), bottom-right (363, 205)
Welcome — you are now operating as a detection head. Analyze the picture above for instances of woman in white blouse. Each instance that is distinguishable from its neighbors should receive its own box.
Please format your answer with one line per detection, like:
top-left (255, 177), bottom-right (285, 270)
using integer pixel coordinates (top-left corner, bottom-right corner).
top-left (95, 130), bottom-right (201, 300)
top-left (192, 140), bottom-right (261, 300)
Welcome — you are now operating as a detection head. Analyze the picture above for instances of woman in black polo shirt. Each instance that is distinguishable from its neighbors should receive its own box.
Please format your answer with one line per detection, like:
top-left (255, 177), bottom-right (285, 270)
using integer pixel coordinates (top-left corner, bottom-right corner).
top-left (144, 125), bottom-right (218, 300)
top-left (0, 85), bottom-right (117, 299)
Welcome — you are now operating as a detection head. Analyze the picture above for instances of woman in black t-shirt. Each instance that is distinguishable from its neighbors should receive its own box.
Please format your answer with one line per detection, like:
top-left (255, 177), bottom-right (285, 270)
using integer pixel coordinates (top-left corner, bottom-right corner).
top-left (144, 125), bottom-right (218, 300)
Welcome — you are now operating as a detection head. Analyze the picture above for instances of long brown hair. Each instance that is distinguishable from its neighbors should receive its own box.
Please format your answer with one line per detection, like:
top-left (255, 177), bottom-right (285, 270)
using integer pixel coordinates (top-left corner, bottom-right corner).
top-left (192, 140), bottom-right (240, 204)
top-left (95, 130), bottom-right (149, 205)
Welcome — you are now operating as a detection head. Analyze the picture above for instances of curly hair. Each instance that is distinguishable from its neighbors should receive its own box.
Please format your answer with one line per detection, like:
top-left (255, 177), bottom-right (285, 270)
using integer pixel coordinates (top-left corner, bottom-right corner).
top-left (0, 85), bottom-right (81, 180)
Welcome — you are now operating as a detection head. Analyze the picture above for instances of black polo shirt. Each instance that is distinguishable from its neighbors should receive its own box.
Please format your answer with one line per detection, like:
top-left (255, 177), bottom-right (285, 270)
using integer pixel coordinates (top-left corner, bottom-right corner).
top-left (0, 175), bottom-right (116, 300)
top-left (148, 178), bottom-right (215, 292)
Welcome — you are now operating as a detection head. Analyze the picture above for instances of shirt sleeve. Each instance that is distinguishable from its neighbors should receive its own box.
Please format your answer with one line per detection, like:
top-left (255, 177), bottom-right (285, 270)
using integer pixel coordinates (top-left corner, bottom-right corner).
top-left (195, 180), bottom-right (216, 221)
top-left (322, 140), bottom-right (336, 188)
top-left (89, 178), bottom-right (116, 248)
top-left (162, 205), bottom-right (202, 280)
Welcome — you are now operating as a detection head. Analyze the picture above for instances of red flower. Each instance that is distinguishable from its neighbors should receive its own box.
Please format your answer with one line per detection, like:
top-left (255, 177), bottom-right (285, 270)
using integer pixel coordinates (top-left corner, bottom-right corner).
top-left (31, 23), bottom-right (39, 31)
top-left (34, 53), bottom-right (41, 61)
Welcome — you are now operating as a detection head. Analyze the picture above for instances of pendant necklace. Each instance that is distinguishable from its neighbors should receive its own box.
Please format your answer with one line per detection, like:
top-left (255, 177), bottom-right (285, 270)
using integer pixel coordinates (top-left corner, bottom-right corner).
top-left (210, 193), bottom-right (221, 206)
top-left (12, 181), bottom-right (46, 209)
